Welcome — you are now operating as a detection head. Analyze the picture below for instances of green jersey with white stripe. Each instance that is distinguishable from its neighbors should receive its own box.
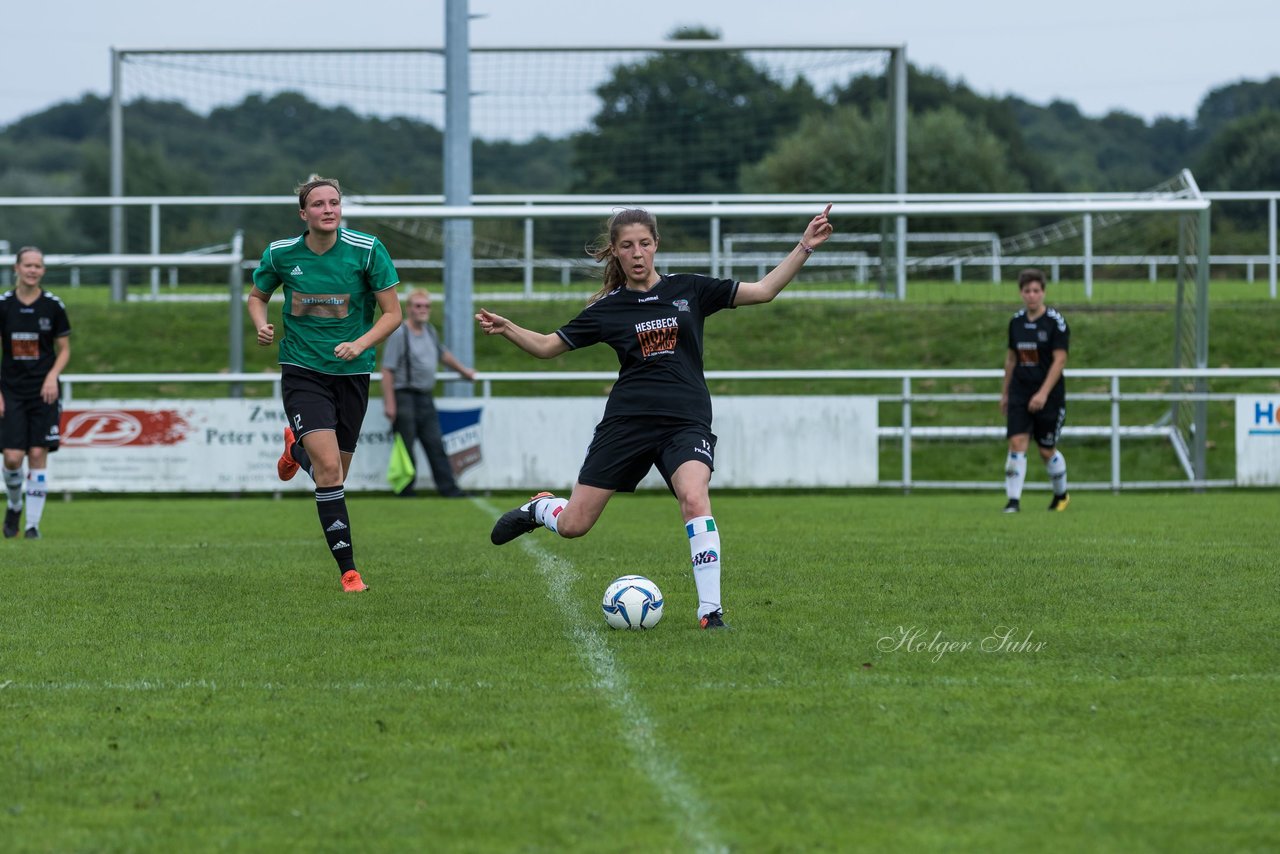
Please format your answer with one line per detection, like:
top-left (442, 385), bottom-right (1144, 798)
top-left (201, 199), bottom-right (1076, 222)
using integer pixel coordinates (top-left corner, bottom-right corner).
top-left (252, 227), bottom-right (399, 375)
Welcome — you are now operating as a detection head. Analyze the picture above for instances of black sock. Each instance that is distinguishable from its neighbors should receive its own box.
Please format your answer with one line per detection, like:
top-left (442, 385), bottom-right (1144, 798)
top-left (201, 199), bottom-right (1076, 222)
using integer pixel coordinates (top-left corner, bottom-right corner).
top-left (315, 486), bottom-right (355, 573)
top-left (293, 441), bottom-right (315, 480)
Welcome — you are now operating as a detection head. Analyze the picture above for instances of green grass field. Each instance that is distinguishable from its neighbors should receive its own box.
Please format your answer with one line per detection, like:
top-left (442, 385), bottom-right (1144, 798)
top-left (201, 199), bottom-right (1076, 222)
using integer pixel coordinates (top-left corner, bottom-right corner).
top-left (3, 492), bottom-right (1277, 852)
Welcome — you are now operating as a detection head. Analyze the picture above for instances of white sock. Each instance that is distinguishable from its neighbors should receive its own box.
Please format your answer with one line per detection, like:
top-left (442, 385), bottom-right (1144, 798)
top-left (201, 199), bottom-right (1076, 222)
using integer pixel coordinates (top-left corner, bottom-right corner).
top-left (25, 469), bottom-right (48, 530)
top-left (1005, 452), bottom-right (1027, 500)
top-left (1046, 451), bottom-right (1068, 496)
top-left (534, 496), bottom-right (569, 535)
top-left (3, 466), bottom-right (22, 510)
top-left (686, 515), bottom-right (722, 619)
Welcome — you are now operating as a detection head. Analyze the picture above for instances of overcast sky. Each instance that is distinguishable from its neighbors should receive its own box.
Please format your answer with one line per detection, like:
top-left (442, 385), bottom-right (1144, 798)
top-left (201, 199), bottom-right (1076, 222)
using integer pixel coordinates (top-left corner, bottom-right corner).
top-left (3, 0), bottom-right (1277, 129)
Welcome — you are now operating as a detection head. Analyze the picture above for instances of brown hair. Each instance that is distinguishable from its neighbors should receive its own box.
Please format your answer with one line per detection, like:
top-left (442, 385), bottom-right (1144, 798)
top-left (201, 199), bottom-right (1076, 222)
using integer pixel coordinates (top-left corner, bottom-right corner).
top-left (296, 174), bottom-right (341, 209)
top-left (1018, 268), bottom-right (1046, 289)
top-left (15, 245), bottom-right (43, 265)
top-left (585, 209), bottom-right (660, 304)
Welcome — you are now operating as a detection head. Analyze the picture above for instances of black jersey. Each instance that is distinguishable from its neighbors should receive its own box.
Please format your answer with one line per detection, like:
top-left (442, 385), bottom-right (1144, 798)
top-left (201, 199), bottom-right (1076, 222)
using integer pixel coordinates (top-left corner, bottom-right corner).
top-left (1007, 307), bottom-right (1069, 403)
top-left (0, 289), bottom-right (71, 398)
top-left (556, 273), bottom-right (738, 426)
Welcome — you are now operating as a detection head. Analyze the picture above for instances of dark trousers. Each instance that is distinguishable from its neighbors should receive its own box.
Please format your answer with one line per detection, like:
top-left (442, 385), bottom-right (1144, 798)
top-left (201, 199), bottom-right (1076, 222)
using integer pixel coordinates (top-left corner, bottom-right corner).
top-left (394, 389), bottom-right (461, 496)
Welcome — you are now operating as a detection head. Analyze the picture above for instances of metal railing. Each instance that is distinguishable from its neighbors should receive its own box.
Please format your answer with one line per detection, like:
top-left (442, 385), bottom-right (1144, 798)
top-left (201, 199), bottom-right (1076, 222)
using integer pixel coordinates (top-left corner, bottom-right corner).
top-left (58, 367), bottom-right (1280, 491)
top-left (5, 191), bottom-right (1250, 298)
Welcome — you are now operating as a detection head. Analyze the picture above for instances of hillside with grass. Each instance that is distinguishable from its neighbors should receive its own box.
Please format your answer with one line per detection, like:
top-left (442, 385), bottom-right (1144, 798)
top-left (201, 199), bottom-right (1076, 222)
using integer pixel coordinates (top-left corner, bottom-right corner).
top-left (52, 282), bottom-right (1278, 486)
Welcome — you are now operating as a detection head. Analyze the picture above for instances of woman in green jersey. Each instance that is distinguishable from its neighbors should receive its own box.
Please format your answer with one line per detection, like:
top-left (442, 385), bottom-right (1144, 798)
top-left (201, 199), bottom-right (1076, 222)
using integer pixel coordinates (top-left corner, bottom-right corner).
top-left (248, 175), bottom-right (403, 592)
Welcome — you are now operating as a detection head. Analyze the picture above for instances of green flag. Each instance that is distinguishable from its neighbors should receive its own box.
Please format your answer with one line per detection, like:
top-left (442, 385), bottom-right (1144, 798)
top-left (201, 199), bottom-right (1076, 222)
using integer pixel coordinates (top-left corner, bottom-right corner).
top-left (387, 433), bottom-right (416, 494)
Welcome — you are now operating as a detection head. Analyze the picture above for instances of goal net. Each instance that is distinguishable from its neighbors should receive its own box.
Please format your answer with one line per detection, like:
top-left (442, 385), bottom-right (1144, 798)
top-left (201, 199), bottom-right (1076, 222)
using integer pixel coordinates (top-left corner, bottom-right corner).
top-left (112, 44), bottom-right (897, 281)
top-left (114, 45), bottom-right (893, 190)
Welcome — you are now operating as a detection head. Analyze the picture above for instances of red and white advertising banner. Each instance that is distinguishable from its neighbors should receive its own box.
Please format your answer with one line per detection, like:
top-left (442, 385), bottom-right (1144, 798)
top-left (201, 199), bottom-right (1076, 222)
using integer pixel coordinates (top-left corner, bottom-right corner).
top-left (57, 400), bottom-right (397, 493)
top-left (54, 396), bottom-right (877, 493)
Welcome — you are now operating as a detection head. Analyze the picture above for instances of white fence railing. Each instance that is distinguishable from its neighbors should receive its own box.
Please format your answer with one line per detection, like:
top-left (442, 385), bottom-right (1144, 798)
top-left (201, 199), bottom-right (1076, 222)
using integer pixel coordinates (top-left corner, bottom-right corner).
top-left (8, 190), bottom-right (1267, 298)
top-left (58, 367), bottom-right (1280, 491)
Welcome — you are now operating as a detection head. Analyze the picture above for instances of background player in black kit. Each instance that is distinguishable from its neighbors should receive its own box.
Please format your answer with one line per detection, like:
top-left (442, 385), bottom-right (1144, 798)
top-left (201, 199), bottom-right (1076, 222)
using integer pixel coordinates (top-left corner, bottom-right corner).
top-left (1000, 268), bottom-right (1070, 513)
top-left (1, 247), bottom-right (71, 539)
top-left (477, 205), bottom-right (834, 629)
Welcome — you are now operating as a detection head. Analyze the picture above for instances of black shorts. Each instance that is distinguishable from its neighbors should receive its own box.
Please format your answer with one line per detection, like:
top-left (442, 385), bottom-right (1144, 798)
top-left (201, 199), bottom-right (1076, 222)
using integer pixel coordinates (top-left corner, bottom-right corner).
top-left (1007, 400), bottom-right (1066, 449)
top-left (280, 364), bottom-right (370, 454)
top-left (1, 392), bottom-right (62, 452)
top-left (578, 415), bottom-right (716, 493)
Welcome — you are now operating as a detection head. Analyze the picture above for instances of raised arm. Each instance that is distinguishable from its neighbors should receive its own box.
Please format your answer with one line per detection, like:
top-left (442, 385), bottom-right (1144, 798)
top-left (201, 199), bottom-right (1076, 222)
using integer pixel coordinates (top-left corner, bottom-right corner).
top-left (734, 204), bottom-right (834, 306)
top-left (476, 308), bottom-right (569, 359)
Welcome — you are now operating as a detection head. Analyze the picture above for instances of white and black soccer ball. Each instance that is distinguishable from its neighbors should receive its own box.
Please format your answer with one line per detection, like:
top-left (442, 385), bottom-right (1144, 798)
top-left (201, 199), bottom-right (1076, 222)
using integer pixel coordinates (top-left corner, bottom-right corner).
top-left (602, 575), bottom-right (664, 630)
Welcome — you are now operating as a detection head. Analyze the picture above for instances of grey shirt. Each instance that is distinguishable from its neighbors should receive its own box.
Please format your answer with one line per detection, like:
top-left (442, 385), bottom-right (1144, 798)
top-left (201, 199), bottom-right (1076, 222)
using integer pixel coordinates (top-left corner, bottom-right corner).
top-left (381, 323), bottom-right (442, 392)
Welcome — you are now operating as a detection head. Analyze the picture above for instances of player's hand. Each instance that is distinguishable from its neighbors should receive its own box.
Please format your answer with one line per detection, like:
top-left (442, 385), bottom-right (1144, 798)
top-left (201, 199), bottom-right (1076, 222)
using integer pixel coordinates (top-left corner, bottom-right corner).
top-left (256, 323), bottom-right (275, 346)
top-left (802, 203), bottom-right (834, 249)
top-left (41, 376), bottom-right (59, 404)
top-left (999, 393), bottom-right (1009, 416)
top-left (1028, 392), bottom-right (1047, 413)
top-left (334, 341), bottom-right (365, 361)
top-left (475, 308), bottom-right (509, 336)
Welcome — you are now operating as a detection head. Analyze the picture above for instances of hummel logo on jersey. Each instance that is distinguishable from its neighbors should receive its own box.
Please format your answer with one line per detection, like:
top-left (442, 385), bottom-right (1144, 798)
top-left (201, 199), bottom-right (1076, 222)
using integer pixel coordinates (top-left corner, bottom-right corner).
top-left (331, 540), bottom-right (351, 551)
top-left (325, 519), bottom-right (348, 532)
top-left (291, 265), bottom-right (304, 276)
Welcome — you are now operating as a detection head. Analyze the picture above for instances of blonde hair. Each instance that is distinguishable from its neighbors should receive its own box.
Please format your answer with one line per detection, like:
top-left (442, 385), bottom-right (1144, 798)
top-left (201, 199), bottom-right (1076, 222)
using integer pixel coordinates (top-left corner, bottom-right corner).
top-left (585, 208), bottom-right (659, 305)
top-left (296, 174), bottom-right (341, 209)
top-left (15, 245), bottom-right (43, 265)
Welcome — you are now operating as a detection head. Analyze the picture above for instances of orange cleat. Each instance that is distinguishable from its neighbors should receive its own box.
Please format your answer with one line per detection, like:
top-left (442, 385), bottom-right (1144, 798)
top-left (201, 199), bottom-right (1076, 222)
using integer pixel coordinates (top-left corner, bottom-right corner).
top-left (278, 427), bottom-right (301, 481)
top-left (699, 610), bottom-right (729, 630)
top-left (341, 569), bottom-right (368, 592)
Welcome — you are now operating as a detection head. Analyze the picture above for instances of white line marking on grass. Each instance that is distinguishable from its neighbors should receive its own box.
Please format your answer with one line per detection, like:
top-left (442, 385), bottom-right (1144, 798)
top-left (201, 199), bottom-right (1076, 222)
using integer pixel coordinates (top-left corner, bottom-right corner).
top-left (477, 500), bottom-right (726, 854)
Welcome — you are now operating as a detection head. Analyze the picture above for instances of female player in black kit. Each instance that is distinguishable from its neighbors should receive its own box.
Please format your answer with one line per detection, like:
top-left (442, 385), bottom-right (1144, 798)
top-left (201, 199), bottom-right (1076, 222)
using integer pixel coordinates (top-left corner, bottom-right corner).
top-left (1000, 268), bottom-right (1070, 513)
top-left (477, 205), bottom-right (834, 629)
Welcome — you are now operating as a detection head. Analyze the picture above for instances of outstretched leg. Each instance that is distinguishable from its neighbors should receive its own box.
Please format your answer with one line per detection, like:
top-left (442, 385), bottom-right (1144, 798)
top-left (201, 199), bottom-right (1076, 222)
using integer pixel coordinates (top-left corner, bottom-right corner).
top-left (490, 482), bottom-right (613, 545)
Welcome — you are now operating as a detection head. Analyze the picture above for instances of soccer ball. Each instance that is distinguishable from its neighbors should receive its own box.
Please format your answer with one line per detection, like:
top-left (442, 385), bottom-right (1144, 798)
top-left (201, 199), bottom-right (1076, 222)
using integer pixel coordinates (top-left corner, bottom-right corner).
top-left (602, 575), bottom-right (664, 630)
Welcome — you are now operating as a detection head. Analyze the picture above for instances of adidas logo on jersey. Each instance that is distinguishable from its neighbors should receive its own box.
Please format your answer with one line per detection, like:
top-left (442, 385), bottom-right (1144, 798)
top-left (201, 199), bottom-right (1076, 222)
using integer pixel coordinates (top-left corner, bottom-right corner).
top-left (330, 540), bottom-right (351, 551)
top-left (290, 265), bottom-right (304, 275)
top-left (325, 519), bottom-right (348, 532)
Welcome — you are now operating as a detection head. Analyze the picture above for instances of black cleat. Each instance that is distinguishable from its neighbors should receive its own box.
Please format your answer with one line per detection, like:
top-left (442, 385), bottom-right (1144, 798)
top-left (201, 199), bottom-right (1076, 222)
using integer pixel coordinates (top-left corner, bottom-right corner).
top-left (1002, 499), bottom-right (1021, 514)
top-left (3, 507), bottom-right (20, 538)
top-left (24, 527), bottom-right (40, 540)
top-left (699, 610), bottom-right (729, 630)
top-left (490, 491), bottom-right (554, 545)
top-left (1048, 493), bottom-right (1070, 512)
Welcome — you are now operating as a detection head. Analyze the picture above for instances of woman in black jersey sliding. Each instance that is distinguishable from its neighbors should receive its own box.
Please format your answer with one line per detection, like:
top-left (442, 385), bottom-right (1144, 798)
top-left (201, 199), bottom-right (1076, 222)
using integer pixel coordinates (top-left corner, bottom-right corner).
top-left (476, 205), bottom-right (833, 629)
